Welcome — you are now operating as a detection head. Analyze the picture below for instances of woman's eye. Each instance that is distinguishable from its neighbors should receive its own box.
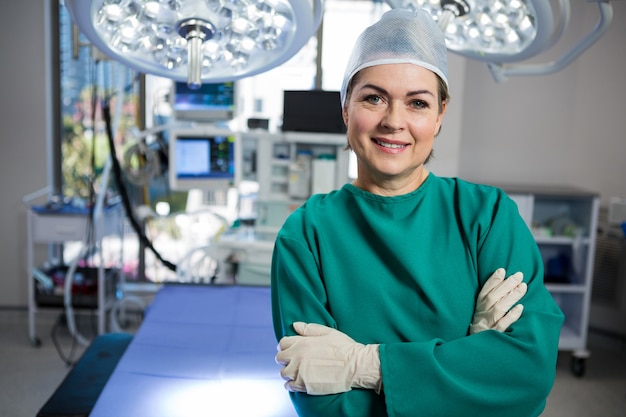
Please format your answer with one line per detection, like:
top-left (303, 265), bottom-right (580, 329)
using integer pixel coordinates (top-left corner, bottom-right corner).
top-left (365, 95), bottom-right (382, 104)
top-left (410, 99), bottom-right (428, 109)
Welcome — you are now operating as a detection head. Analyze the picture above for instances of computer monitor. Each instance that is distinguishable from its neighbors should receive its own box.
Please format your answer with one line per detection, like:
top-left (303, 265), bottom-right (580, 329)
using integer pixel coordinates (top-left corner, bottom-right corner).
top-left (168, 126), bottom-right (238, 191)
top-left (171, 81), bottom-right (236, 122)
top-left (281, 90), bottom-right (346, 133)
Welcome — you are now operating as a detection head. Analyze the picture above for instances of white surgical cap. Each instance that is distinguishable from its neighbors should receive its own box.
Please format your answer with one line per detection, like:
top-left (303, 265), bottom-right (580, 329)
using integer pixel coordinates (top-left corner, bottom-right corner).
top-left (340, 8), bottom-right (449, 108)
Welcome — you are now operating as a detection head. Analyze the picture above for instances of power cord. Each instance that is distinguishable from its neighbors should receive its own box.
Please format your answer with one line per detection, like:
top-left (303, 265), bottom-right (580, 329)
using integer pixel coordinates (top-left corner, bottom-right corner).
top-left (50, 310), bottom-right (100, 366)
top-left (50, 313), bottom-right (80, 367)
top-left (102, 98), bottom-right (177, 272)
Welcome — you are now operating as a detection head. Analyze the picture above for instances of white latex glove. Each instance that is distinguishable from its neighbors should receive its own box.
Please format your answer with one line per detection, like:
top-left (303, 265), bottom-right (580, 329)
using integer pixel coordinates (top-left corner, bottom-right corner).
top-left (470, 268), bottom-right (528, 334)
top-left (275, 322), bottom-right (381, 395)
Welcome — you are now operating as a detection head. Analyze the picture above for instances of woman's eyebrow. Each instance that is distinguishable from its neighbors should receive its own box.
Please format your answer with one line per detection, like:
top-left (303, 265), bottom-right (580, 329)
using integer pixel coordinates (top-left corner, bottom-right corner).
top-left (406, 89), bottom-right (434, 98)
top-left (360, 83), bottom-right (434, 98)
top-left (360, 83), bottom-right (388, 95)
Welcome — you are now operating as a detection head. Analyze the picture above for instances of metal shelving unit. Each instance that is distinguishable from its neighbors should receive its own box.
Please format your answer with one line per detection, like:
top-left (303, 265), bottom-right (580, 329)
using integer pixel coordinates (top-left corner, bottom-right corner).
top-left (26, 203), bottom-right (123, 346)
top-left (504, 184), bottom-right (600, 377)
top-left (239, 131), bottom-right (350, 233)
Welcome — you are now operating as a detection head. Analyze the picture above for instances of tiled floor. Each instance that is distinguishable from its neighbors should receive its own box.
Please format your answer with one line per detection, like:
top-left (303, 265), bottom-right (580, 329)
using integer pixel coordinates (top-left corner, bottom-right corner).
top-left (1, 308), bottom-right (625, 417)
top-left (543, 330), bottom-right (626, 416)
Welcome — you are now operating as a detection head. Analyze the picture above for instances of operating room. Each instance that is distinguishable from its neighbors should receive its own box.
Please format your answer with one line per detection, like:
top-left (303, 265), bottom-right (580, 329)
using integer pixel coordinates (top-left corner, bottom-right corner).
top-left (1, 1), bottom-right (625, 416)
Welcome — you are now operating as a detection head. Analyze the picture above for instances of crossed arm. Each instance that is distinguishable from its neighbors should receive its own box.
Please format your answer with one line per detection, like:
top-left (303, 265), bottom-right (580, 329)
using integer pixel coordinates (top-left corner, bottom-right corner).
top-left (275, 268), bottom-right (528, 395)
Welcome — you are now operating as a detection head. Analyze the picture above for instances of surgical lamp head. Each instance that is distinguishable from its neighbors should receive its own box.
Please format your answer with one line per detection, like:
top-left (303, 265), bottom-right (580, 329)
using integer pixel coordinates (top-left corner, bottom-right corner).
top-left (340, 8), bottom-right (449, 108)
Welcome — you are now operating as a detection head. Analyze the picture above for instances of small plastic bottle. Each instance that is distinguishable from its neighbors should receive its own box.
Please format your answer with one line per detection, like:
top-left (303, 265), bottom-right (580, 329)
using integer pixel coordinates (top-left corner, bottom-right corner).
top-left (288, 150), bottom-right (312, 199)
top-left (312, 154), bottom-right (337, 194)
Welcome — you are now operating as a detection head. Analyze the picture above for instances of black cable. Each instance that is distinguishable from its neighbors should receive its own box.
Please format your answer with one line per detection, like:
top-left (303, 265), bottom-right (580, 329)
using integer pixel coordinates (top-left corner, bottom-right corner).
top-left (86, 60), bottom-right (99, 252)
top-left (50, 313), bottom-right (79, 367)
top-left (90, 309), bottom-right (99, 337)
top-left (101, 98), bottom-right (177, 272)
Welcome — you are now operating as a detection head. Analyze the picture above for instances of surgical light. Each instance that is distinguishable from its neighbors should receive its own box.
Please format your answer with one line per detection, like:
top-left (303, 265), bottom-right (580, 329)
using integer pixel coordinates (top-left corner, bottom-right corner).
top-left (384, 0), bottom-right (614, 82)
top-left (65, 0), bottom-right (323, 89)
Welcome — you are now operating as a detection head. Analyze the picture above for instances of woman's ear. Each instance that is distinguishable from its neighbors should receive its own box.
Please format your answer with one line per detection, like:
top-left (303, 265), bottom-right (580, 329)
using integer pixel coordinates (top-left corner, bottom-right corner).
top-left (434, 100), bottom-right (448, 136)
top-left (342, 106), bottom-right (349, 126)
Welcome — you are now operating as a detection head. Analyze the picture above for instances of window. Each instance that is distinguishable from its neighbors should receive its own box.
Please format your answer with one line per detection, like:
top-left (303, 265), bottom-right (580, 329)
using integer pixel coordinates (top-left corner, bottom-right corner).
top-left (321, 0), bottom-right (389, 91)
top-left (58, 1), bottom-right (140, 202)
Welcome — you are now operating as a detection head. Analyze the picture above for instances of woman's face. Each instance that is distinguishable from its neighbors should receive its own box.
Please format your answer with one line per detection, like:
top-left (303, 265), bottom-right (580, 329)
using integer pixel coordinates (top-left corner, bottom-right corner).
top-left (343, 63), bottom-right (447, 195)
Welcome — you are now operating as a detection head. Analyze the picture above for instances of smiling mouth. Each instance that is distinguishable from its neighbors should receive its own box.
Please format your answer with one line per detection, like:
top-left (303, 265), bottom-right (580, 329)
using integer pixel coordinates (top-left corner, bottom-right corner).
top-left (373, 139), bottom-right (408, 149)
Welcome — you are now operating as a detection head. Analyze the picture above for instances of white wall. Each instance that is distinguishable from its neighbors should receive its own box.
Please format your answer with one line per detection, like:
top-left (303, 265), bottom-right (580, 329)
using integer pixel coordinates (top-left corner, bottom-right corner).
top-left (0, 2), bottom-right (50, 307)
top-left (1, 2), bottom-right (626, 307)
top-left (456, 2), bottom-right (626, 206)
top-left (426, 54), bottom-right (467, 177)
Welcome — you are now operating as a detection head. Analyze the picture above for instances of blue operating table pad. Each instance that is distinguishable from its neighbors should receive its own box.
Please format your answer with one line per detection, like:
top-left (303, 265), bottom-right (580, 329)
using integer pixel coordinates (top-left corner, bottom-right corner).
top-left (89, 284), bottom-right (296, 417)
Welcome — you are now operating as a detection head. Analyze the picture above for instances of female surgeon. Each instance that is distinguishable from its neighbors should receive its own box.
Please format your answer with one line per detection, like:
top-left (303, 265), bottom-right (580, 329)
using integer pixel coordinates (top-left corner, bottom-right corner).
top-left (272, 8), bottom-right (564, 417)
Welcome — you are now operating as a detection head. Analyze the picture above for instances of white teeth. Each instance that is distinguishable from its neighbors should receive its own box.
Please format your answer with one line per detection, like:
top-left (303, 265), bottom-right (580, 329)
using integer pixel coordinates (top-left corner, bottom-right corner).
top-left (375, 139), bottom-right (405, 149)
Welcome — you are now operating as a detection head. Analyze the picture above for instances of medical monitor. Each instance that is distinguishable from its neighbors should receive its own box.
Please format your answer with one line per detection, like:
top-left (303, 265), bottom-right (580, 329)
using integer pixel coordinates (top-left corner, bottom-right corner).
top-left (282, 90), bottom-right (346, 133)
top-left (171, 81), bottom-right (236, 122)
top-left (169, 126), bottom-right (237, 191)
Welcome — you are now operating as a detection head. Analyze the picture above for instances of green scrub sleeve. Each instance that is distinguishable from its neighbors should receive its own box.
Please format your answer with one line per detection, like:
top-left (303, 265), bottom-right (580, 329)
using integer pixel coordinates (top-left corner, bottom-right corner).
top-left (271, 236), bottom-right (388, 416)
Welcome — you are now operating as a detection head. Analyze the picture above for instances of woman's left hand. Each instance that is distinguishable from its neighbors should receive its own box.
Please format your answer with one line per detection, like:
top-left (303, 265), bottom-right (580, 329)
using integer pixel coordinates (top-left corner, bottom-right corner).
top-left (470, 268), bottom-right (527, 334)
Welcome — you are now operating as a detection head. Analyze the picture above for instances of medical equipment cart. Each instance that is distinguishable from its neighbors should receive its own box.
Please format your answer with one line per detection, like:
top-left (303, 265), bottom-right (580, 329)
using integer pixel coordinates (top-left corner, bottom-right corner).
top-left (502, 184), bottom-right (599, 377)
top-left (26, 202), bottom-right (123, 346)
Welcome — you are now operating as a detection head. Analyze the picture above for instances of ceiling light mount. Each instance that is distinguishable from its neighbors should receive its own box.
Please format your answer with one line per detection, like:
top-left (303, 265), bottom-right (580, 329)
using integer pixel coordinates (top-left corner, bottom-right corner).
top-left (438, 0), bottom-right (469, 32)
top-left (440, 0), bottom-right (469, 15)
top-left (176, 18), bottom-right (216, 89)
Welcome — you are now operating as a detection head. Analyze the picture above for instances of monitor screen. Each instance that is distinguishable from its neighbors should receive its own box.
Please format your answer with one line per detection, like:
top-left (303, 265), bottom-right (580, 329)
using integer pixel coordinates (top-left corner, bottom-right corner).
top-left (171, 81), bottom-right (236, 122)
top-left (282, 90), bottom-right (346, 133)
top-left (169, 126), bottom-right (237, 191)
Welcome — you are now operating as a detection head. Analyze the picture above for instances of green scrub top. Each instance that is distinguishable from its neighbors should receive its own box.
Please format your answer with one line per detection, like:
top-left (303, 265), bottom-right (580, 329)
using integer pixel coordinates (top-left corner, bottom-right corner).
top-left (271, 173), bottom-right (564, 417)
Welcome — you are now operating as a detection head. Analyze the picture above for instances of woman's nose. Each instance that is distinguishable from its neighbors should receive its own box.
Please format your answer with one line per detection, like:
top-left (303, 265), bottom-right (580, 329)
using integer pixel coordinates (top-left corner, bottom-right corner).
top-left (380, 103), bottom-right (404, 131)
